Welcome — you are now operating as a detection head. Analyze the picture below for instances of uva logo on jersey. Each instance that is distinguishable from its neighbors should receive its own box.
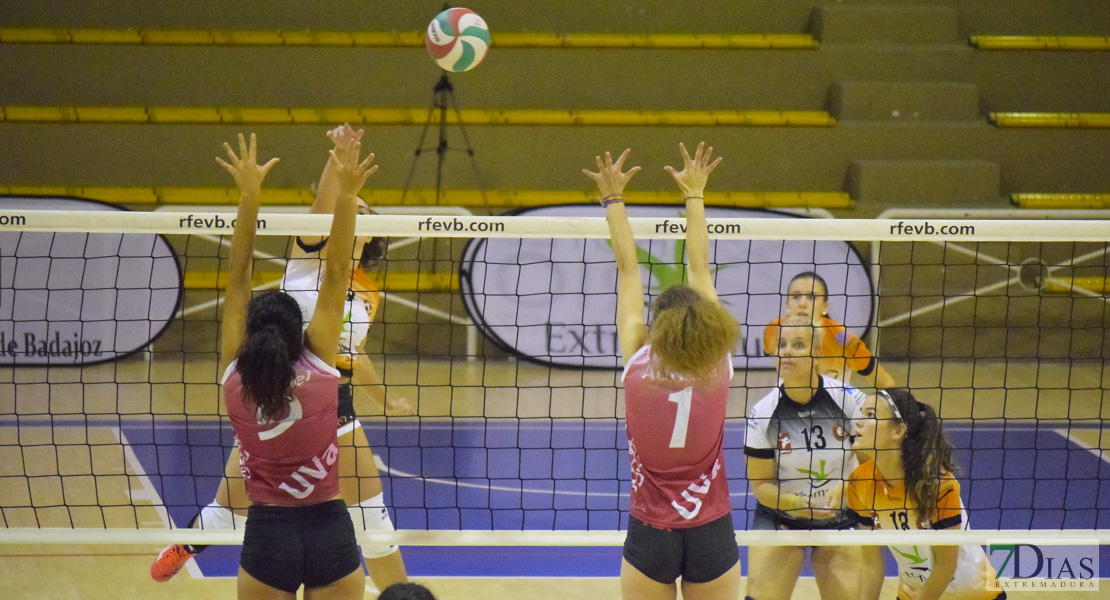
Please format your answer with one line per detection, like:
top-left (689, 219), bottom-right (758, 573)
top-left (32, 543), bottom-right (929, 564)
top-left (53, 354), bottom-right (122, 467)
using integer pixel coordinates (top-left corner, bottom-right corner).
top-left (669, 458), bottom-right (721, 520)
top-left (778, 432), bottom-right (792, 454)
top-left (278, 442), bottom-right (340, 499)
top-left (832, 423), bottom-right (848, 442)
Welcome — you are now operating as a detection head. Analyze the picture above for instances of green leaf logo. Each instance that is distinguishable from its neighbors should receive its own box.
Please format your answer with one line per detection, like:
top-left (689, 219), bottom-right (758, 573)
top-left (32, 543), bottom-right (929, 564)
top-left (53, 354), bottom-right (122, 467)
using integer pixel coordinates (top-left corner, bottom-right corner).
top-left (891, 545), bottom-right (927, 565)
top-left (795, 459), bottom-right (833, 481)
top-left (606, 211), bottom-right (730, 293)
top-left (635, 239), bottom-right (688, 292)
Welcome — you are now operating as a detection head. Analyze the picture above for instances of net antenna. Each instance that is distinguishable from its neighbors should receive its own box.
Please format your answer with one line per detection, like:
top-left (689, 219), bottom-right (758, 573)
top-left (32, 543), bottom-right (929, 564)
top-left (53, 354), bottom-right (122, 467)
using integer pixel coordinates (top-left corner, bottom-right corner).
top-left (400, 73), bottom-right (489, 210)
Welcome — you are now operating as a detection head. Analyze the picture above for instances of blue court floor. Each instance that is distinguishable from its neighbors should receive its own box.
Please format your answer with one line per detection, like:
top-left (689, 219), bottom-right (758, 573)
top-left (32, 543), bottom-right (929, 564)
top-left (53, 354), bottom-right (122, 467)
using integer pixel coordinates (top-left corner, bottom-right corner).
top-left (114, 418), bottom-right (1110, 578)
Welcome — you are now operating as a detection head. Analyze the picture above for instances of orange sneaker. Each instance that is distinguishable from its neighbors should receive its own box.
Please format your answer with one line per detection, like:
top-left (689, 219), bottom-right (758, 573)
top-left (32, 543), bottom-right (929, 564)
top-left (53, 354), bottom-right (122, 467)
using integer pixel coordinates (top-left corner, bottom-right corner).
top-left (150, 544), bottom-right (195, 582)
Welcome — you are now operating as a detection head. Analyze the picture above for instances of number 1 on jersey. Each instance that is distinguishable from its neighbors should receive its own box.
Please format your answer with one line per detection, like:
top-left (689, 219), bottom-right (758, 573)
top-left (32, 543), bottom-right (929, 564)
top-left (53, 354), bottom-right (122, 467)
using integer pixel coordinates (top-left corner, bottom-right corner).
top-left (668, 387), bottom-right (693, 448)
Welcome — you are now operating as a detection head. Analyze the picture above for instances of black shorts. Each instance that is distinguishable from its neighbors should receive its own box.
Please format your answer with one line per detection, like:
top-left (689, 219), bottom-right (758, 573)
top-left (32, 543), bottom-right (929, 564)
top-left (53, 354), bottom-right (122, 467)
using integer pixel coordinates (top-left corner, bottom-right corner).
top-left (337, 382), bottom-right (356, 428)
top-left (240, 500), bottom-right (361, 593)
top-left (622, 513), bottom-right (739, 584)
top-left (751, 503), bottom-right (856, 531)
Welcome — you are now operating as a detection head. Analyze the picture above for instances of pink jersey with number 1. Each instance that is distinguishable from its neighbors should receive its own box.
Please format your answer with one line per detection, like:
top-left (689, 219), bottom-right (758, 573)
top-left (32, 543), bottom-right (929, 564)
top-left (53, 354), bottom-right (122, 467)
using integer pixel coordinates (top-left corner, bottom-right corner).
top-left (621, 345), bottom-right (733, 529)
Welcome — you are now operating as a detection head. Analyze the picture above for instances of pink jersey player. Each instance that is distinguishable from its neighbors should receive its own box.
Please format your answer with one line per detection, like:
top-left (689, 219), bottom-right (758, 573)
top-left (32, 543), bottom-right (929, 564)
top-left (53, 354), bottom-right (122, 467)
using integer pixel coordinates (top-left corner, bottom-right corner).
top-left (587, 143), bottom-right (743, 599)
top-left (622, 345), bottom-right (733, 529)
top-left (224, 350), bottom-right (342, 506)
top-left (151, 133), bottom-right (376, 599)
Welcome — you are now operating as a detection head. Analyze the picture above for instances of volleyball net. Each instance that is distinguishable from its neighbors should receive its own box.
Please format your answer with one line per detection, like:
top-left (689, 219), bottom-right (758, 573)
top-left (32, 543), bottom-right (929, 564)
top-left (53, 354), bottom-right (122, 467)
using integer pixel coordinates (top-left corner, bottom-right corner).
top-left (1, 200), bottom-right (1109, 551)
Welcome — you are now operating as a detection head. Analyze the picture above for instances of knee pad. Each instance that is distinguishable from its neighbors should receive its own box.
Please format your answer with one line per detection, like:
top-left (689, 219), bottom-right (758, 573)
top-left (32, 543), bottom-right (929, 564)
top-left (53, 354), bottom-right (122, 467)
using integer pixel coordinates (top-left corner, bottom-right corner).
top-left (348, 493), bottom-right (398, 559)
top-left (196, 502), bottom-right (248, 530)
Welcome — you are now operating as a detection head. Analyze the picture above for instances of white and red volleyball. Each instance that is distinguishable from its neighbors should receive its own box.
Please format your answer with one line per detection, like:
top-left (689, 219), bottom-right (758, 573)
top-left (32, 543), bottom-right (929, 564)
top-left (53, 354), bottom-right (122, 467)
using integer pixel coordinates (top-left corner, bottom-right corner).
top-left (425, 8), bottom-right (490, 72)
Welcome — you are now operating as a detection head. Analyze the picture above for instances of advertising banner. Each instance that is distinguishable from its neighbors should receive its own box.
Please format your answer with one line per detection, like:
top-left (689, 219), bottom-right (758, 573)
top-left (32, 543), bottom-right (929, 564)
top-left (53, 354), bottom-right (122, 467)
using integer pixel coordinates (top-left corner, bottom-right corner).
top-left (0, 196), bottom-right (182, 366)
top-left (460, 205), bottom-right (873, 369)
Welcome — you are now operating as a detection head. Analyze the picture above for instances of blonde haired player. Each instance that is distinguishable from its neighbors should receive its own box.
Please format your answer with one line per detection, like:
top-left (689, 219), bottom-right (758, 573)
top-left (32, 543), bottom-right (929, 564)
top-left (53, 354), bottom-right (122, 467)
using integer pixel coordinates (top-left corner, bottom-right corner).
top-left (744, 315), bottom-right (865, 600)
top-left (587, 143), bottom-right (743, 600)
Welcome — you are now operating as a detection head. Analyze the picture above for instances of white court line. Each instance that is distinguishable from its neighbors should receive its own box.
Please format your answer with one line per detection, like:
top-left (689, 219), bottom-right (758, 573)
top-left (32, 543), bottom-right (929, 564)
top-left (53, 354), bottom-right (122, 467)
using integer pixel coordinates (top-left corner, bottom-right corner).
top-left (20, 419), bottom-right (1044, 506)
top-left (937, 240), bottom-right (1010, 267)
top-left (943, 423), bottom-right (1086, 432)
top-left (878, 242), bottom-right (1110, 328)
top-left (112, 427), bottom-right (204, 580)
top-left (1055, 427), bottom-right (1110, 466)
top-left (879, 275), bottom-right (1019, 327)
top-left (374, 455), bottom-right (752, 499)
top-left (178, 277), bottom-right (283, 318)
top-left (20, 417), bottom-right (1072, 433)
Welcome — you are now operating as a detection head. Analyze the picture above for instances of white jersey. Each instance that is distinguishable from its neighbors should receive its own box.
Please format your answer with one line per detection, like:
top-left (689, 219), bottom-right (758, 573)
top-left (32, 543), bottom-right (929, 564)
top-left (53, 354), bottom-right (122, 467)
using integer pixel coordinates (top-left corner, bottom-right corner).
top-left (744, 376), bottom-right (865, 510)
top-left (283, 254), bottom-right (372, 354)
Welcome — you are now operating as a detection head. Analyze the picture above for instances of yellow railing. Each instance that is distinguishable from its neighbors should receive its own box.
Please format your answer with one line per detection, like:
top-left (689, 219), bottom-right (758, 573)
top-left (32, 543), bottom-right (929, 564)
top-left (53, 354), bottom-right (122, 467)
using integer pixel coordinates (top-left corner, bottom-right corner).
top-left (1043, 277), bottom-right (1110, 295)
top-left (0, 28), bottom-right (816, 49)
top-left (0, 187), bottom-right (853, 209)
top-left (0, 106), bottom-right (835, 127)
top-left (1011, 193), bottom-right (1110, 209)
top-left (971, 35), bottom-right (1110, 50)
top-left (989, 113), bottom-right (1110, 128)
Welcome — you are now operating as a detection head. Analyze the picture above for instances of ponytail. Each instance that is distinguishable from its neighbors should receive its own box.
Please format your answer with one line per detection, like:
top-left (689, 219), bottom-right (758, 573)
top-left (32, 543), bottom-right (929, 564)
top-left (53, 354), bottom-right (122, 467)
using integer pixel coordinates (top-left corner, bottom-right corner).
top-left (882, 389), bottom-right (957, 523)
top-left (359, 237), bottom-right (387, 271)
top-left (238, 291), bottom-right (304, 422)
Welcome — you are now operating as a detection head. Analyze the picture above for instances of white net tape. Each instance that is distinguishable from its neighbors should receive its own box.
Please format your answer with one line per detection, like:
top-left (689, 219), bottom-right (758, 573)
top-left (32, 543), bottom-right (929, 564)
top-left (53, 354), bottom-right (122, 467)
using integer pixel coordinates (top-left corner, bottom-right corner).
top-left (0, 210), bottom-right (1107, 241)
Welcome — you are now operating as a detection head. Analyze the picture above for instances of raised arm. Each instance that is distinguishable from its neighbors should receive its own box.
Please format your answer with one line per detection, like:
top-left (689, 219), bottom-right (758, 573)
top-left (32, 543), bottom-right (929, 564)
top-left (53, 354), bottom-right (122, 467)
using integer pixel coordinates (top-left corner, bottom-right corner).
top-left (664, 142), bottom-right (722, 304)
top-left (303, 143), bottom-right (378, 366)
top-left (217, 133), bottom-right (279, 376)
top-left (583, 149), bottom-right (645, 365)
top-left (292, 124), bottom-right (365, 258)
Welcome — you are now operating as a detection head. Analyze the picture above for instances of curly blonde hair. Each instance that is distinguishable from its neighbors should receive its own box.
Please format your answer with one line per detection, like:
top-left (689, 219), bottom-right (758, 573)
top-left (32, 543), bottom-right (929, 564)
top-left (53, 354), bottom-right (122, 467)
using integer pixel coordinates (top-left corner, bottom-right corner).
top-left (649, 285), bottom-right (740, 380)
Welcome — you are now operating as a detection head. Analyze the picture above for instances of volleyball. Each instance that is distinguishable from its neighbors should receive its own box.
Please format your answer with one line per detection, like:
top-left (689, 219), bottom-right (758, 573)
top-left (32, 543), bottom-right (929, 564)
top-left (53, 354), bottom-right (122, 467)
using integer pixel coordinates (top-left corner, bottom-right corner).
top-left (425, 7), bottom-right (490, 72)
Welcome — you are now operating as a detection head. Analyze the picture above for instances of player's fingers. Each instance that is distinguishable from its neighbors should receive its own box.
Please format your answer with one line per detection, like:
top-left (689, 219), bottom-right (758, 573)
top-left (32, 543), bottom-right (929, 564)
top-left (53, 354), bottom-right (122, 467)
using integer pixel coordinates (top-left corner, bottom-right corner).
top-left (215, 157), bottom-right (235, 175)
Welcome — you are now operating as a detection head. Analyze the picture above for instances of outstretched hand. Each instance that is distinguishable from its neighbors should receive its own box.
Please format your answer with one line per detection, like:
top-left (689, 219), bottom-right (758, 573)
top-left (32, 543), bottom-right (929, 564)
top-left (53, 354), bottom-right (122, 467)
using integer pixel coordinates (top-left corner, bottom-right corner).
top-left (327, 123), bottom-right (365, 154)
top-left (215, 133), bottom-right (279, 195)
top-left (385, 396), bottom-right (417, 417)
top-left (329, 141), bottom-right (378, 198)
top-left (663, 142), bottom-right (722, 197)
top-left (582, 149), bottom-right (641, 198)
